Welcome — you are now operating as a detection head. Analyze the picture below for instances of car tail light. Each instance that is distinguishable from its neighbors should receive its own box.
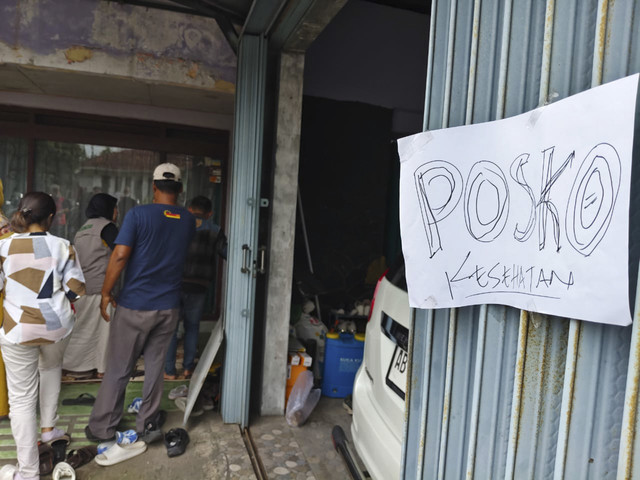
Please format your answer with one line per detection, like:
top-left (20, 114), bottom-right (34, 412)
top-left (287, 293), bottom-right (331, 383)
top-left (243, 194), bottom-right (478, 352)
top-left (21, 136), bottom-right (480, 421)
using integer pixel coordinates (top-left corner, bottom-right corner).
top-left (367, 269), bottom-right (389, 322)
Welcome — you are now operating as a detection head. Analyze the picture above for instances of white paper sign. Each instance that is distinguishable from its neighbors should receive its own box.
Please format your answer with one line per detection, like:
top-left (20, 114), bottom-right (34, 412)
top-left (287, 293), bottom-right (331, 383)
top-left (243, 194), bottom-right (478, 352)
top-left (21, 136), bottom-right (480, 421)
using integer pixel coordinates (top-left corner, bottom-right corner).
top-left (398, 74), bottom-right (639, 326)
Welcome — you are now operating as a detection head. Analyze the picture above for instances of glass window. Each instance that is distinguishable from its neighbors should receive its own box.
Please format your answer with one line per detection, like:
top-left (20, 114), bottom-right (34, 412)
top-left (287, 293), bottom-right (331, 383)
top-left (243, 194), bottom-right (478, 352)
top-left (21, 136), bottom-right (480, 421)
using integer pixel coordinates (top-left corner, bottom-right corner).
top-left (166, 153), bottom-right (226, 318)
top-left (2, 125), bottom-right (226, 320)
top-left (166, 153), bottom-right (224, 226)
top-left (34, 141), bottom-right (160, 240)
top-left (33, 142), bottom-right (226, 241)
top-left (0, 137), bottom-right (28, 219)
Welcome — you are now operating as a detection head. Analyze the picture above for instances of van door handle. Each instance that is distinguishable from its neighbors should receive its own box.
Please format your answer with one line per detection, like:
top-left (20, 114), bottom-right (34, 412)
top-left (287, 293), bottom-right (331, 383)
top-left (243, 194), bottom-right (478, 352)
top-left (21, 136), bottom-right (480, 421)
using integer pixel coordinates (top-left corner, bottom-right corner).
top-left (241, 244), bottom-right (251, 274)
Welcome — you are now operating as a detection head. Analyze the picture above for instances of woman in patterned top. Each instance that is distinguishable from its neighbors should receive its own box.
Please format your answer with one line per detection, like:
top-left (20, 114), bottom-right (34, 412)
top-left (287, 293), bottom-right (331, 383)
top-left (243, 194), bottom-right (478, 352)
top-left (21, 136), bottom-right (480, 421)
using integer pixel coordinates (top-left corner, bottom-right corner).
top-left (0, 192), bottom-right (85, 480)
top-left (0, 179), bottom-right (10, 237)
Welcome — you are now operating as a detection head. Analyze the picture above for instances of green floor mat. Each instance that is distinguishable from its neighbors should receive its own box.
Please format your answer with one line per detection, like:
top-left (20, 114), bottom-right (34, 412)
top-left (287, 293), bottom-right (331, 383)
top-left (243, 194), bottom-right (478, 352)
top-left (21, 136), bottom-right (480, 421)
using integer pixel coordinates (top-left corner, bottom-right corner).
top-left (0, 379), bottom-right (189, 463)
top-left (58, 380), bottom-right (184, 415)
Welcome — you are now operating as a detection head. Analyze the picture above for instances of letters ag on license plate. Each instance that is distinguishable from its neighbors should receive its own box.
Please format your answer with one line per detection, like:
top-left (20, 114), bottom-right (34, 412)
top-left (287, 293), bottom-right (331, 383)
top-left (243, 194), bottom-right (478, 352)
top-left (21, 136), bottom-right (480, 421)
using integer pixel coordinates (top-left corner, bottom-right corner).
top-left (386, 345), bottom-right (408, 401)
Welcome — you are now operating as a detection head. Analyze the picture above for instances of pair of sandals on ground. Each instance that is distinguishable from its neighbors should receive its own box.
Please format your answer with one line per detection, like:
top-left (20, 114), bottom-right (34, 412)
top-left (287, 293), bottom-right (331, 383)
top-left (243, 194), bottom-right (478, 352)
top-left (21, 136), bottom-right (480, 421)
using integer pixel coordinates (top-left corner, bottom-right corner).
top-left (0, 429), bottom-right (91, 480)
top-left (169, 383), bottom-right (218, 416)
top-left (39, 435), bottom-right (95, 479)
top-left (164, 369), bottom-right (193, 381)
top-left (84, 409), bottom-right (190, 465)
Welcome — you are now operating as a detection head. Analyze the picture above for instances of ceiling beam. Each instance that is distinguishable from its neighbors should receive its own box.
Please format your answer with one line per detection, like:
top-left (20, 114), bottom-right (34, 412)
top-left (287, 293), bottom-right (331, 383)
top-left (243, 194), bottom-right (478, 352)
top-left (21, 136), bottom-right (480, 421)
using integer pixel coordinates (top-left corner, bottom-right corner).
top-left (241, 0), bottom-right (288, 37)
top-left (167, 0), bottom-right (239, 52)
top-left (113, 0), bottom-right (215, 19)
top-left (195, 0), bottom-right (247, 24)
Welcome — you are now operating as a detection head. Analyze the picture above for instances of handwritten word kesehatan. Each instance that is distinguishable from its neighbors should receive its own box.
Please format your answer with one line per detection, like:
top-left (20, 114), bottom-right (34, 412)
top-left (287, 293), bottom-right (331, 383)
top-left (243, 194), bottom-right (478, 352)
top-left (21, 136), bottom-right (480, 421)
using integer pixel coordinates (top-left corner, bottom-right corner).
top-left (444, 251), bottom-right (575, 301)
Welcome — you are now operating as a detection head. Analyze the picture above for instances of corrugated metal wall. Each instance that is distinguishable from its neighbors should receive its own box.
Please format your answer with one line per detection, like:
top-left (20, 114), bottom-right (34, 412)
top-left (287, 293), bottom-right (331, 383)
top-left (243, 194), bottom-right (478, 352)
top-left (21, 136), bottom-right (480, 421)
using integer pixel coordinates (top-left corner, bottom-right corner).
top-left (403, 0), bottom-right (640, 478)
top-left (220, 34), bottom-right (267, 427)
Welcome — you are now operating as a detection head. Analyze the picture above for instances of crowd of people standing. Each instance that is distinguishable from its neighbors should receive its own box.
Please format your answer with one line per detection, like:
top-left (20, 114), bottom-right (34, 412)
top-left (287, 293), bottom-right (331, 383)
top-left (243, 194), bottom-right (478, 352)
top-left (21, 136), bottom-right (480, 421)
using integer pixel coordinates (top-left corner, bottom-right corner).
top-left (0, 163), bottom-right (224, 479)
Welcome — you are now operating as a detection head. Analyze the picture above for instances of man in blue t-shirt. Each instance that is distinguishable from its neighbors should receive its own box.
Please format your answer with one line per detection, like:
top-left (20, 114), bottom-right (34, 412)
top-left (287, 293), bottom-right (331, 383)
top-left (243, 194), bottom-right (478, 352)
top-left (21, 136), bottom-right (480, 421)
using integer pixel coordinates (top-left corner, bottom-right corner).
top-left (86, 163), bottom-right (195, 446)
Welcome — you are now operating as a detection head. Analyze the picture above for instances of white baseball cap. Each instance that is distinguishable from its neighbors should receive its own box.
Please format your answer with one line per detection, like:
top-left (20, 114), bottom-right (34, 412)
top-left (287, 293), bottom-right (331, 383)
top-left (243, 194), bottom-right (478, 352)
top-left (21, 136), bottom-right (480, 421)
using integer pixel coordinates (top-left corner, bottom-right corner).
top-left (152, 163), bottom-right (182, 183)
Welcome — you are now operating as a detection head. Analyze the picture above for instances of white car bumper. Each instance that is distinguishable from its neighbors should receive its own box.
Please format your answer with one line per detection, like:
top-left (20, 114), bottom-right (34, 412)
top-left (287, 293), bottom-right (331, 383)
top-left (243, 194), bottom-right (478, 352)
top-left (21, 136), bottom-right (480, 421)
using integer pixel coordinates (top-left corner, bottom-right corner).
top-left (350, 365), bottom-right (401, 480)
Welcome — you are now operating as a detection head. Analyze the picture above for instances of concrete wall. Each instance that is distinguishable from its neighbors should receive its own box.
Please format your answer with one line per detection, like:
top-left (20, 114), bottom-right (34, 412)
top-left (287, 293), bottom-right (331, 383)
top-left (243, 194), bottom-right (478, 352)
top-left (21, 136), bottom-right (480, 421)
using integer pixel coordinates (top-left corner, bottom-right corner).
top-left (0, 0), bottom-right (235, 92)
top-left (260, 52), bottom-right (306, 415)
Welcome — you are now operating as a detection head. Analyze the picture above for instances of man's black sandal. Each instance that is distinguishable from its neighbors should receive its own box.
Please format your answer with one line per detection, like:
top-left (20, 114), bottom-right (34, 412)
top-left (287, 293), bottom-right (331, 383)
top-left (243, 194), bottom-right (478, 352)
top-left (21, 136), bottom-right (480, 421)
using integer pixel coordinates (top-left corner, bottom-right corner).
top-left (164, 428), bottom-right (190, 457)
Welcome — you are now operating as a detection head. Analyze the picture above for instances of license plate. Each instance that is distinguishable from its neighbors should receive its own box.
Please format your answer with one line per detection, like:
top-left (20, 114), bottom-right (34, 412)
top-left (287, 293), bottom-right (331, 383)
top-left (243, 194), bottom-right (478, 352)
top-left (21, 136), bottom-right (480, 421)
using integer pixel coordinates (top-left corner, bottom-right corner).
top-left (386, 345), bottom-right (408, 400)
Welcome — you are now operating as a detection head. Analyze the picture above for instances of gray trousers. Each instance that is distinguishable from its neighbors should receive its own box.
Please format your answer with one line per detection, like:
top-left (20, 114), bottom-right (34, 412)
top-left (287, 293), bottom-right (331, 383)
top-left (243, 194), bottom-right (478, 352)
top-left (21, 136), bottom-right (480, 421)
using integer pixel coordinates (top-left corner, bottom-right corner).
top-left (88, 305), bottom-right (179, 436)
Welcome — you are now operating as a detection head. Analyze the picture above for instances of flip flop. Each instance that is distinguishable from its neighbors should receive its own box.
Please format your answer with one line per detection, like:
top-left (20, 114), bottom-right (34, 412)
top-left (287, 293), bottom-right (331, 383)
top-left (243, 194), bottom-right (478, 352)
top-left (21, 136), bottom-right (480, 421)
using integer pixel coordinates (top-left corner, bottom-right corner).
top-left (127, 397), bottom-right (142, 413)
top-left (63, 370), bottom-right (96, 380)
top-left (97, 440), bottom-right (116, 455)
top-left (43, 428), bottom-right (71, 447)
top-left (62, 393), bottom-right (96, 406)
top-left (168, 384), bottom-right (188, 400)
top-left (94, 441), bottom-right (147, 466)
top-left (164, 428), bottom-right (190, 457)
top-left (175, 396), bottom-right (203, 417)
top-left (66, 445), bottom-right (98, 469)
top-left (51, 438), bottom-right (68, 464)
top-left (52, 461), bottom-right (76, 480)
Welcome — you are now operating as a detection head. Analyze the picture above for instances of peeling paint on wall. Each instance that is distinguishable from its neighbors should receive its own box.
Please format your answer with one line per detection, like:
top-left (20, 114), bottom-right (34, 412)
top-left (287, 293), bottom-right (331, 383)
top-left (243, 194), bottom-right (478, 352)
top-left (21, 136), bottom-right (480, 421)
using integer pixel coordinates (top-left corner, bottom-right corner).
top-left (215, 80), bottom-right (235, 94)
top-left (187, 62), bottom-right (199, 79)
top-left (64, 46), bottom-right (93, 63)
top-left (0, 0), bottom-right (236, 86)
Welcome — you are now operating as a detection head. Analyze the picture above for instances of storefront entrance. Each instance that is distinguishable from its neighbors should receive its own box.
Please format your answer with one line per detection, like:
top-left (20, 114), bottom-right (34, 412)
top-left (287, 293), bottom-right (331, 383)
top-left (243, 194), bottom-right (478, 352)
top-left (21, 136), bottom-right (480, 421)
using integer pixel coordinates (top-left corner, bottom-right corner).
top-left (0, 106), bottom-right (229, 319)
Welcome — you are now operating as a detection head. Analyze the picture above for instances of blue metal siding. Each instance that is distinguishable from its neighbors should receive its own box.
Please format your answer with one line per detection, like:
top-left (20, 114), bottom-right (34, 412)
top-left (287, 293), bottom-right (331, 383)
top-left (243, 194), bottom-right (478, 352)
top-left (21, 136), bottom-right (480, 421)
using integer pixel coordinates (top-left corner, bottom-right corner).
top-left (404, 0), bottom-right (640, 478)
top-left (503, 0), bottom-right (545, 117)
top-left (515, 315), bottom-right (569, 480)
top-left (424, 308), bottom-right (450, 477)
top-left (442, 307), bottom-right (478, 479)
top-left (547, 0), bottom-right (596, 97)
top-left (424, 0), bottom-right (453, 130)
top-left (564, 323), bottom-right (631, 479)
top-left (471, 0), bottom-right (505, 124)
top-left (446, 1), bottom-right (474, 128)
top-left (473, 305), bottom-right (520, 479)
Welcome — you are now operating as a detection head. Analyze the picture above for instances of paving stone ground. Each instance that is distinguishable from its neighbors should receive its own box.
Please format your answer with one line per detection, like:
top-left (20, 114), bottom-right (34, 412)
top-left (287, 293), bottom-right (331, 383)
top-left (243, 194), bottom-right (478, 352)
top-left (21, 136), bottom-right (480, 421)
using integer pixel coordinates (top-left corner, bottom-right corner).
top-left (0, 381), bottom-right (353, 479)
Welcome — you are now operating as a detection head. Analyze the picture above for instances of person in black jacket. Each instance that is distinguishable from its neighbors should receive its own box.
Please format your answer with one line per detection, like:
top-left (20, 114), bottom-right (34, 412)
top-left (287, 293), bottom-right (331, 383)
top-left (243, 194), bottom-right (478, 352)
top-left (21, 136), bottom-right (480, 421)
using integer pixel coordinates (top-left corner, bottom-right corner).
top-left (164, 195), bottom-right (226, 380)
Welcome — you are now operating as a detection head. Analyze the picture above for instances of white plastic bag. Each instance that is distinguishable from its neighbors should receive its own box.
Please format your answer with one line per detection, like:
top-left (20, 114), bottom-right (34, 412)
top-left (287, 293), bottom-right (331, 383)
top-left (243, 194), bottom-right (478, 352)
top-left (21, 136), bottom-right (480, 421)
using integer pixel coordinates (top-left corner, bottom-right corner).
top-left (285, 370), bottom-right (321, 427)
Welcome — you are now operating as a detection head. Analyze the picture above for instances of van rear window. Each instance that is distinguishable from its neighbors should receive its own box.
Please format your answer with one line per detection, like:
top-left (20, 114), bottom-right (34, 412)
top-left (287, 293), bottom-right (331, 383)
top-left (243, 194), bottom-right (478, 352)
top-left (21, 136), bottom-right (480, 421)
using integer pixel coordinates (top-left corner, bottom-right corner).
top-left (381, 313), bottom-right (409, 351)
